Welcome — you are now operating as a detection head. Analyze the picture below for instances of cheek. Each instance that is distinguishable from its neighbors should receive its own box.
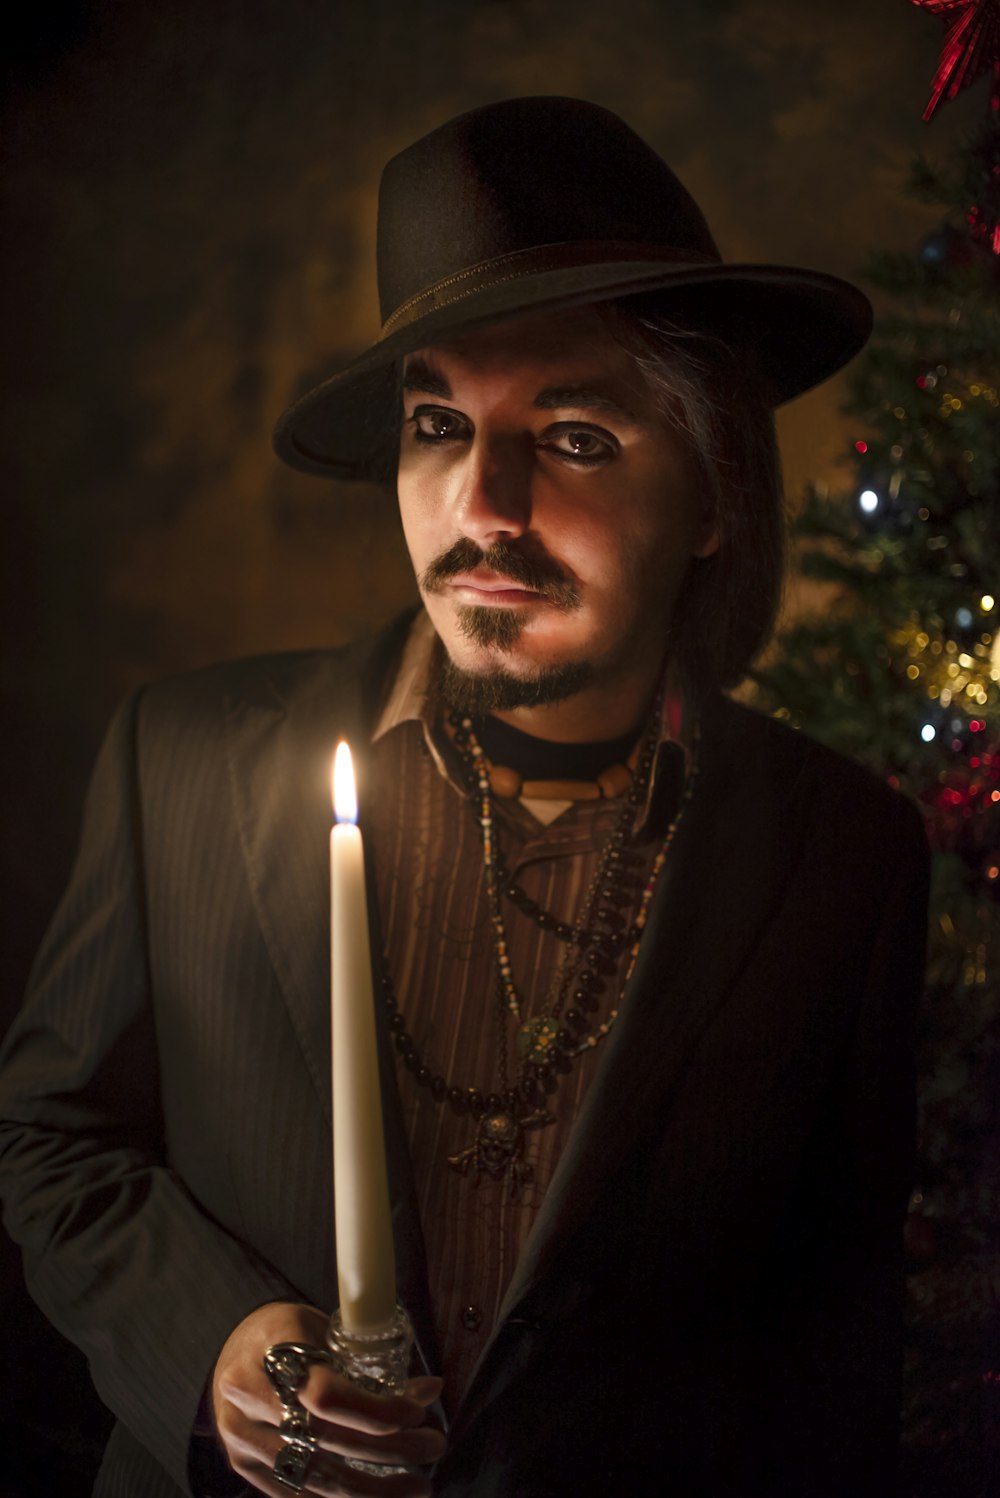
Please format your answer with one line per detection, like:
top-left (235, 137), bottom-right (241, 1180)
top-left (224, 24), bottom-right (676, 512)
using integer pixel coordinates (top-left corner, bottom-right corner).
top-left (601, 497), bottom-right (702, 615)
top-left (396, 473), bottom-right (438, 564)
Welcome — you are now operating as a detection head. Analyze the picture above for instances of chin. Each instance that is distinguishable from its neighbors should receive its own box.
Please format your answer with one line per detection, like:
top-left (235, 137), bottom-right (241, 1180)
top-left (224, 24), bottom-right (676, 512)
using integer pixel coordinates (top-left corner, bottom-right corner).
top-left (428, 620), bottom-right (592, 713)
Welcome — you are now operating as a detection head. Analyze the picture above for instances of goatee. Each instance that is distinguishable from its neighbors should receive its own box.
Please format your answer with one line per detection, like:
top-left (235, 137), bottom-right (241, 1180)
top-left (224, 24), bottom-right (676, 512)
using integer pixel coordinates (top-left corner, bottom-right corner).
top-left (455, 604), bottom-right (525, 651)
top-left (434, 645), bottom-right (593, 714)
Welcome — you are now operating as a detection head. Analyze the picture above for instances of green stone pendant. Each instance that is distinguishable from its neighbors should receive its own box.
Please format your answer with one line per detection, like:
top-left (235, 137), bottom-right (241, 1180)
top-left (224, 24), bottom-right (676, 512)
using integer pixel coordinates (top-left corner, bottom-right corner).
top-left (517, 1013), bottom-right (559, 1066)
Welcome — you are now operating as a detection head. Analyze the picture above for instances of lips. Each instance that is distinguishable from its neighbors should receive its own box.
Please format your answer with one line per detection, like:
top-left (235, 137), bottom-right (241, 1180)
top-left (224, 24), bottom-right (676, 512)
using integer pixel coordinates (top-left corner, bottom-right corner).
top-left (447, 571), bottom-right (543, 602)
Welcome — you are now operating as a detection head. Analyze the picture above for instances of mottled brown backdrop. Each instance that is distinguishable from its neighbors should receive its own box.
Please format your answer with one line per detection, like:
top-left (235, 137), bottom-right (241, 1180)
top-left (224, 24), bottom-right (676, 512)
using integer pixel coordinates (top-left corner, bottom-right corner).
top-left (0, 0), bottom-right (980, 1489)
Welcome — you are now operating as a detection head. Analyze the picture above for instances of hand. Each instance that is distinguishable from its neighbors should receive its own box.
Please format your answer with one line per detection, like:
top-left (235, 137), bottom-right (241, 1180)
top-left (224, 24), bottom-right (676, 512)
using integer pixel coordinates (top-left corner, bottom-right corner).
top-left (212, 1301), bottom-right (446, 1496)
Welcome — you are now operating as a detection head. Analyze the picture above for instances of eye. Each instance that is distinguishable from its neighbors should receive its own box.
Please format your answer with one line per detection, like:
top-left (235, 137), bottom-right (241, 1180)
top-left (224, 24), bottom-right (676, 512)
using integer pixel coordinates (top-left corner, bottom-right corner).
top-left (542, 424), bottom-right (618, 466)
top-left (408, 406), bottom-right (470, 443)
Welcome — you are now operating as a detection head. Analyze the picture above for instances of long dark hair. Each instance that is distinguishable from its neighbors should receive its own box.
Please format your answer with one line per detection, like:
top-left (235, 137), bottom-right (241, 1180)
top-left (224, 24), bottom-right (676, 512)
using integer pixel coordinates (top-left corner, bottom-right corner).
top-left (599, 296), bottom-right (789, 705)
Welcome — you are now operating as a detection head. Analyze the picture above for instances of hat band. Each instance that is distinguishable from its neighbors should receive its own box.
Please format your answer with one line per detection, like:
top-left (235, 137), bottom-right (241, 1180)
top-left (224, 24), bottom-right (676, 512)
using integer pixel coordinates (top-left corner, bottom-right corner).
top-left (379, 240), bottom-right (720, 338)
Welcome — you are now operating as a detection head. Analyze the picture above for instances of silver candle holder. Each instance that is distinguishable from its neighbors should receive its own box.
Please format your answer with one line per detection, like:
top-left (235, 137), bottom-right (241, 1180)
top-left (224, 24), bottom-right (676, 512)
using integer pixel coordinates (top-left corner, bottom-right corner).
top-left (326, 1305), bottom-right (415, 1476)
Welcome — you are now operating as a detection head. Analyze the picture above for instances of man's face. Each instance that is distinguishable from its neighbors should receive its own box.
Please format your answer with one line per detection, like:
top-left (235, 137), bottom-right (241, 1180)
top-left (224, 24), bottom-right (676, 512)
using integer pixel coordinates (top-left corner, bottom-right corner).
top-left (396, 306), bottom-right (719, 713)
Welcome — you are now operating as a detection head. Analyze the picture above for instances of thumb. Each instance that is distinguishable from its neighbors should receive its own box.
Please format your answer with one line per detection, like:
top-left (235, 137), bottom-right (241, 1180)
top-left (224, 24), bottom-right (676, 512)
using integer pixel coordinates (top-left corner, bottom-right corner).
top-left (404, 1375), bottom-right (445, 1405)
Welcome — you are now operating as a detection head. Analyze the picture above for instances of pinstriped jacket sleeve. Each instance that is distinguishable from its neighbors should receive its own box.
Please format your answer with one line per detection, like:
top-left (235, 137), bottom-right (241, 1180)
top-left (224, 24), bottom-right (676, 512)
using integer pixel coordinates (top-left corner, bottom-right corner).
top-left (0, 687), bottom-right (297, 1494)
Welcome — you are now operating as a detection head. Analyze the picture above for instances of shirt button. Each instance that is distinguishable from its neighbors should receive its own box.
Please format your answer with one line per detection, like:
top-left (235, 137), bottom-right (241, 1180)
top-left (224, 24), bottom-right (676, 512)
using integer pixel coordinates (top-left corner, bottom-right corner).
top-left (461, 1304), bottom-right (483, 1331)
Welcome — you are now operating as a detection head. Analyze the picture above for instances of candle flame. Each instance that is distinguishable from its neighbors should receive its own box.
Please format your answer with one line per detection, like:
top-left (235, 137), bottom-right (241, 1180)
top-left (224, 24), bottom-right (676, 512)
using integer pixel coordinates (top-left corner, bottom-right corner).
top-left (333, 741), bottom-right (358, 824)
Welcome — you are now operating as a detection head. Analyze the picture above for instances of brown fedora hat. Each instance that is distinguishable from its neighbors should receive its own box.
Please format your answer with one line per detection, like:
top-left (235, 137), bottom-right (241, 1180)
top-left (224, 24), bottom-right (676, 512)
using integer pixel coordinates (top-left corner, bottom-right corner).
top-left (272, 97), bottom-right (872, 479)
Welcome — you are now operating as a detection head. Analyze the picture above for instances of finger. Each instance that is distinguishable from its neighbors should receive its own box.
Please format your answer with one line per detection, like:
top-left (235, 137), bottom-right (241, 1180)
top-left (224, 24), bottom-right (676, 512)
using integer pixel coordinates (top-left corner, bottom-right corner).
top-left (311, 1461), bottom-right (435, 1498)
top-left (303, 1453), bottom-right (434, 1498)
top-left (221, 1407), bottom-right (436, 1497)
top-left (227, 1418), bottom-right (434, 1498)
top-left (312, 1415), bottom-right (446, 1467)
top-left (225, 1338), bottom-right (333, 1424)
top-left (302, 1371), bottom-right (443, 1436)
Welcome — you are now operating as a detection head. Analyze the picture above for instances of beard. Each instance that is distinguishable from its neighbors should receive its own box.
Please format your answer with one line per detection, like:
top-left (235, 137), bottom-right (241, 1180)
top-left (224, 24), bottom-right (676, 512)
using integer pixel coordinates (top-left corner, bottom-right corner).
top-left (437, 650), bottom-right (594, 714)
top-left (422, 536), bottom-right (592, 711)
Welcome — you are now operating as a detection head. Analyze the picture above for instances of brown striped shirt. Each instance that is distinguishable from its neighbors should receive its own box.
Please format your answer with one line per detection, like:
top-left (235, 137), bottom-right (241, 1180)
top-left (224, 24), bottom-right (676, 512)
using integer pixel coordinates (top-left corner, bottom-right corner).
top-left (368, 611), bottom-right (691, 1411)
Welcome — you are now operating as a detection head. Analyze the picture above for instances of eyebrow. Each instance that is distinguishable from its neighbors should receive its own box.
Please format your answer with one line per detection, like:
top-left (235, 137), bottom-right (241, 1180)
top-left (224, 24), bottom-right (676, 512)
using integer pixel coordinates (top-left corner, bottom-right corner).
top-left (402, 360), bottom-right (452, 399)
top-left (532, 384), bottom-right (641, 427)
top-left (401, 360), bottom-right (642, 428)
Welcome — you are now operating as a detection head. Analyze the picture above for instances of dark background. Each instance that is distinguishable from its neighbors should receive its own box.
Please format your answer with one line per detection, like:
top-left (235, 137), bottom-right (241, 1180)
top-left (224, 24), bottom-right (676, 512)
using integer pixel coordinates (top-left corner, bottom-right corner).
top-left (0, 1), bottom-right (982, 1490)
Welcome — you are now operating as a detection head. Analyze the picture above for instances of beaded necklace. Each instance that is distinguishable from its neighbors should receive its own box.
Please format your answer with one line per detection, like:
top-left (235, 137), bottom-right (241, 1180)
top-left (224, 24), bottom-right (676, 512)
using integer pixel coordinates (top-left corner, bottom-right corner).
top-left (379, 701), bottom-right (701, 1192)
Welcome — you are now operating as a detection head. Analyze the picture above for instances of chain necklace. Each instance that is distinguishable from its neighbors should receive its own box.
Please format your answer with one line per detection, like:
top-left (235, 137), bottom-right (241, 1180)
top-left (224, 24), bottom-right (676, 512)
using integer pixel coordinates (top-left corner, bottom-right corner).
top-left (454, 704), bottom-right (658, 1056)
top-left (380, 702), bottom-right (702, 1192)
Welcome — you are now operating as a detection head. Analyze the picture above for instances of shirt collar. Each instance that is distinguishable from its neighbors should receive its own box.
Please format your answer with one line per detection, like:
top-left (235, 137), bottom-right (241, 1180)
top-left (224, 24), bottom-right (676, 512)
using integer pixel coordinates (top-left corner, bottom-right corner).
top-left (372, 608), bottom-right (694, 822)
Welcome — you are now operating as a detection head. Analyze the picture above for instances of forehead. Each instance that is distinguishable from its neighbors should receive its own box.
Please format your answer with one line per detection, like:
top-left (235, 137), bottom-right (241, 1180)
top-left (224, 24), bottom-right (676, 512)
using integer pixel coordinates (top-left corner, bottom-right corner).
top-left (402, 305), bottom-right (644, 390)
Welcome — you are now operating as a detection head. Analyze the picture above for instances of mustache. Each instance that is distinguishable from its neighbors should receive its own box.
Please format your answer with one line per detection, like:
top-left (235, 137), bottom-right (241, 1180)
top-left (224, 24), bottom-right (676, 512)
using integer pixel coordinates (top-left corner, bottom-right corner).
top-left (419, 538), bottom-right (580, 609)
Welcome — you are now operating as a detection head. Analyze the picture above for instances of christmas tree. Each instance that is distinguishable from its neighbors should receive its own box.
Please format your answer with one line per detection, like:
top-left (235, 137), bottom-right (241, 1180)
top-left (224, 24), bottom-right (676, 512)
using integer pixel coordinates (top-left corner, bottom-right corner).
top-left (747, 13), bottom-right (1000, 1494)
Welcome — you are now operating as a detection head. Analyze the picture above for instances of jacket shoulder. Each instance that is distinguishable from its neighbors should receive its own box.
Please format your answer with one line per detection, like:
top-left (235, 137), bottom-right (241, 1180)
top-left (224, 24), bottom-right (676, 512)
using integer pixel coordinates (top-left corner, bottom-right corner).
top-left (132, 609), bottom-right (416, 727)
top-left (716, 692), bottom-right (929, 848)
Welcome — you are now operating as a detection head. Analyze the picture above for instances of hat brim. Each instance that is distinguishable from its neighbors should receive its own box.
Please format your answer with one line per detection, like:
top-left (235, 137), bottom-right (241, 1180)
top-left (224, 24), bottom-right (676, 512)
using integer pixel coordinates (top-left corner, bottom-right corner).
top-left (272, 259), bottom-right (872, 479)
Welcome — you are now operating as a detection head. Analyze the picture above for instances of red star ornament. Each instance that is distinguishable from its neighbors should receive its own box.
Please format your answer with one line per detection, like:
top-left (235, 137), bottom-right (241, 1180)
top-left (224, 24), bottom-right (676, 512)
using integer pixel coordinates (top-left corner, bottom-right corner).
top-left (912, 0), bottom-right (1000, 119)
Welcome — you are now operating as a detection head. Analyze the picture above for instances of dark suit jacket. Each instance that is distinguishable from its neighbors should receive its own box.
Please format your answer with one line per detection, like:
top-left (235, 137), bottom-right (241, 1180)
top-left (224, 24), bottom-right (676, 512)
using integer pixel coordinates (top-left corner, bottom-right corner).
top-left (0, 614), bottom-right (931, 1497)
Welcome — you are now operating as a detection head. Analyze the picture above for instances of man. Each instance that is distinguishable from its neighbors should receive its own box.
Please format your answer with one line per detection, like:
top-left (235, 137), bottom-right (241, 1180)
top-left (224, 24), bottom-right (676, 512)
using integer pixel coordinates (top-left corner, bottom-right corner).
top-left (0, 98), bottom-right (930, 1497)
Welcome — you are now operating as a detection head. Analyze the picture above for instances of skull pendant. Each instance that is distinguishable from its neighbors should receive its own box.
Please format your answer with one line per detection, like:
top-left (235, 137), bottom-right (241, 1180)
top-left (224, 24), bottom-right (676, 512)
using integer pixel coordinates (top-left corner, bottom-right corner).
top-left (448, 1108), bottom-right (554, 1194)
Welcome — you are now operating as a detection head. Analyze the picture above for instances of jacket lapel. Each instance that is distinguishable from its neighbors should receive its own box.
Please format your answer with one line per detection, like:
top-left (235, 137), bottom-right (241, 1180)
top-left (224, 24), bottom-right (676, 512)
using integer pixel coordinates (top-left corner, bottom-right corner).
top-left (223, 620), bottom-right (413, 1117)
top-left (224, 659), bottom-right (339, 1122)
top-left (454, 691), bottom-right (813, 1428)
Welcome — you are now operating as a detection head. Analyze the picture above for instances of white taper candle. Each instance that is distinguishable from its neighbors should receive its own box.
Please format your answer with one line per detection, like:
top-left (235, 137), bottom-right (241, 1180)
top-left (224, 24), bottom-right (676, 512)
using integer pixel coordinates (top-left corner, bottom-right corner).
top-left (331, 741), bottom-right (397, 1335)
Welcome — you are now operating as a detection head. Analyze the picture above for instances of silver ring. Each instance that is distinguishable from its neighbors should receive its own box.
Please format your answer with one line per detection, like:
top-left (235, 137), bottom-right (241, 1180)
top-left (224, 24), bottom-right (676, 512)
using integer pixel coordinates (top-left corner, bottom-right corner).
top-left (279, 1407), bottom-right (314, 1444)
top-left (273, 1435), bottom-right (317, 1492)
top-left (263, 1342), bottom-right (331, 1408)
top-left (263, 1343), bottom-right (330, 1491)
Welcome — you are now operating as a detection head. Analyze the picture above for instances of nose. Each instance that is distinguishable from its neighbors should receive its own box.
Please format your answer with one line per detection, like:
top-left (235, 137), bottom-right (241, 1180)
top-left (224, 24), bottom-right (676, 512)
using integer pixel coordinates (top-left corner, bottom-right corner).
top-left (449, 433), bottom-right (531, 546)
